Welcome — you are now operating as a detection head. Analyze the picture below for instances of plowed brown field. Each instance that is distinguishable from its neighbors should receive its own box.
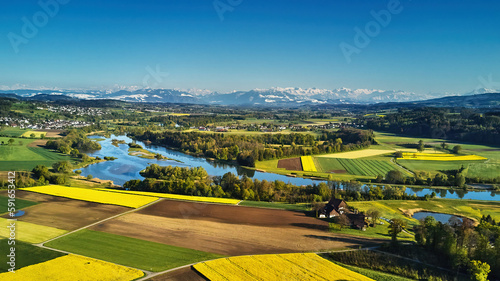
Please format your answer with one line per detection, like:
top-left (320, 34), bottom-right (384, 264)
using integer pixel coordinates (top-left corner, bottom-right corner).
top-left (277, 157), bottom-right (302, 171)
top-left (90, 200), bottom-right (383, 256)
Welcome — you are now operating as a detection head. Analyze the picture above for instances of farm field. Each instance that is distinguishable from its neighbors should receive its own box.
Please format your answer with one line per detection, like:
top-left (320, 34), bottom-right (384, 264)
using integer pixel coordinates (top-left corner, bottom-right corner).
top-left (277, 157), bottom-right (302, 171)
top-left (301, 156), bottom-right (317, 172)
top-left (314, 157), bottom-right (347, 173)
top-left (0, 127), bottom-right (26, 137)
top-left (20, 130), bottom-right (46, 138)
top-left (239, 200), bottom-right (311, 211)
top-left (194, 253), bottom-right (373, 281)
top-left (46, 229), bottom-right (223, 272)
top-left (96, 188), bottom-right (241, 205)
top-left (0, 194), bottom-right (38, 214)
top-left (0, 254), bottom-right (144, 281)
top-left (0, 190), bottom-right (130, 231)
top-left (397, 160), bottom-right (486, 175)
top-left (316, 149), bottom-right (394, 159)
top-left (89, 200), bottom-right (384, 256)
top-left (0, 218), bottom-right (67, 243)
top-left (333, 158), bottom-right (407, 177)
top-left (349, 199), bottom-right (500, 228)
top-left (0, 137), bottom-right (71, 171)
top-left (21, 185), bottom-right (159, 208)
top-left (398, 152), bottom-right (487, 161)
top-left (0, 239), bottom-right (66, 273)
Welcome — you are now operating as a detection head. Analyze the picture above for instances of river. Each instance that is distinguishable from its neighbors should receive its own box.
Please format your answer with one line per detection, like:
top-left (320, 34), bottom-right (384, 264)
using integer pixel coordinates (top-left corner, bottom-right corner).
top-left (78, 135), bottom-right (500, 201)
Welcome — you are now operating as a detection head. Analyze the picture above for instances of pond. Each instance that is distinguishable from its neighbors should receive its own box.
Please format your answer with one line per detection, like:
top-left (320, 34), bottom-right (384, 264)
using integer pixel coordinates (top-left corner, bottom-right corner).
top-left (412, 211), bottom-right (462, 224)
top-left (78, 135), bottom-right (500, 201)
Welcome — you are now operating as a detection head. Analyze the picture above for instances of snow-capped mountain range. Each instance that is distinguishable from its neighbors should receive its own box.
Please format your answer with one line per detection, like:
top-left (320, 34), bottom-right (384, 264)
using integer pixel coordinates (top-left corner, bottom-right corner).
top-left (1, 87), bottom-right (498, 106)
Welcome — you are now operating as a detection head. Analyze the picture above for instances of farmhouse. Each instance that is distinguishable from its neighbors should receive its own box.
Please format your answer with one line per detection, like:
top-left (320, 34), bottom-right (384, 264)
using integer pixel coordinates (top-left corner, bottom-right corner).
top-left (319, 198), bottom-right (368, 230)
top-left (319, 198), bottom-right (351, 218)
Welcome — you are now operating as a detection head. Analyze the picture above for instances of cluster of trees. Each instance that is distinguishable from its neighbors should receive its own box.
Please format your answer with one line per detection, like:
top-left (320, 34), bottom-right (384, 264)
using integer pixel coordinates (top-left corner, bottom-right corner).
top-left (45, 130), bottom-right (101, 157)
top-left (149, 114), bottom-right (239, 129)
top-left (31, 163), bottom-right (72, 185)
top-left (360, 107), bottom-right (500, 145)
top-left (413, 215), bottom-right (499, 280)
top-left (128, 128), bottom-right (374, 167)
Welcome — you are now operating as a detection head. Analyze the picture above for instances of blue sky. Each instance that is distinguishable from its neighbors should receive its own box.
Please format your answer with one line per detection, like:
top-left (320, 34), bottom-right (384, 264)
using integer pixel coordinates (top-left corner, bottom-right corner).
top-left (1, 0), bottom-right (499, 94)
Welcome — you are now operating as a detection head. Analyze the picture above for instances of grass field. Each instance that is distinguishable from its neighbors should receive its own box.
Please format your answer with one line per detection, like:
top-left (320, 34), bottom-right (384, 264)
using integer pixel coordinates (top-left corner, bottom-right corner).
top-left (0, 195), bottom-right (38, 214)
top-left (21, 185), bottom-right (159, 208)
top-left (0, 137), bottom-right (71, 171)
top-left (0, 239), bottom-right (66, 273)
top-left (349, 199), bottom-right (500, 228)
top-left (194, 253), bottom-right (374, 281)
top-left (335, 261), bottom-right (413, 281)
top-left (336, 158), bottom-right (405, 177)
top-left (46, 229), bottom-right (224, 272)
top-left (317, 149), bottom-right (394, 159)
top-left (301, 156), bottom-right (317, 172)
top-left (0, 218), bottom-right (67, 243)
top-left (397, 160), bottom-right (486, 175)
top-left (398, 153), bottom-right (487, 161)
top-left (0, 128), bottom-right (25, 137)
top-left (239, 200), bottom-right (311, 211)
top-left (20, 131), bottom-right (46, 138)
top-left (0, 254), bottom-right (144, 281)
top-left (97, 188), bottom-right (241, 205)
top-left (314, 157), bottom-right (346, 173)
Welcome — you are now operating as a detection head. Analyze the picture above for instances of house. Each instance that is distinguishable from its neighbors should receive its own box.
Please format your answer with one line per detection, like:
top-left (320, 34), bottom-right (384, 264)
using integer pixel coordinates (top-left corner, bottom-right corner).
top-left (319, 197), bottom-right (368, 230)
top-left (347, 213), bottom-right (368, 231)
top-left (319, 198), bottom-right (351, 218)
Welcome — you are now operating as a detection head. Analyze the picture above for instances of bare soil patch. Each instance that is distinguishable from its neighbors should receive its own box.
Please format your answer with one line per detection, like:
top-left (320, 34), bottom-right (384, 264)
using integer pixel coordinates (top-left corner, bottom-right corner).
top-left (137, 200), bottom-right (326, 228)
top-left (27, 139), bottom-right (48, 148)
top-left (0, 190), bottom-right (130, 230)
top-left (329, 170), bottom-right (347, 174)
top-left (150, 267), bottom-right (206, 281)
top-left (277, 157), bottom-right (302, 171)
top-left (90, 200), bottom-right (383, 256)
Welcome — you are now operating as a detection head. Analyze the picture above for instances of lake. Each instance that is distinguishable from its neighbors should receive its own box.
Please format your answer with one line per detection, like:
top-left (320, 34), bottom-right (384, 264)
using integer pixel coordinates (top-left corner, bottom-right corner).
top-left (412, 211), bottom-right (462, 224)
top-left (78, 135), bottom-right (500, 201)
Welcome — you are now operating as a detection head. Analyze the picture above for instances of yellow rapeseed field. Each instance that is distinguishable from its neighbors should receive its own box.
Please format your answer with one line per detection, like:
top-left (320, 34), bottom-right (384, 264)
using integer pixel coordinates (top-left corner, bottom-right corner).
top-left (300, 156), bottom-right (317, 172)
top-left (96, 188), bottom-right (241, 205)
top-left (0, 254), bottom-right (144, 281)
top-left (21, 185), bottom-right (158, 208)
top-left (20, 131), bottom-right (46, 138)
top-left (316, 149), bottom-right (394, 159)
top-left (398, 153), bottom-right (487, 161)
top-left (193, 253), bottom-right (374, 281)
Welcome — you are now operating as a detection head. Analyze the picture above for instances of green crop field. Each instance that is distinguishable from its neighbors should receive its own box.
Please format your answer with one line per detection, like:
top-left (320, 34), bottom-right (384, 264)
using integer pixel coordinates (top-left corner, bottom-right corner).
top-left (0, 239), bottom-right (66, 273)
top-left (0, 128), bottom-right (26, 137)
top-left (314, 157), bottom-right (346, 173)
top-left (337, 159), bottom-right (403, 177)
top-left (397, 160), bottom-right (485, 175)
top-left (0, 195), bottom-right (38, 214)
top-left (46, 230), bottom-right (224, 272)
top-left (0, 218), bottom-right (67, 243)
top-left (0, 137), bottom-right (72, 171)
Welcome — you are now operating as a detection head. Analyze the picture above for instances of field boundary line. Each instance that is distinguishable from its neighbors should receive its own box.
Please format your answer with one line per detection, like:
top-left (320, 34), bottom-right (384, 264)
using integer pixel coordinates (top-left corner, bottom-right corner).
top-left (391, 157), bottom-right (415, 176)
top-left (36, 197), bottom-right (165, 245)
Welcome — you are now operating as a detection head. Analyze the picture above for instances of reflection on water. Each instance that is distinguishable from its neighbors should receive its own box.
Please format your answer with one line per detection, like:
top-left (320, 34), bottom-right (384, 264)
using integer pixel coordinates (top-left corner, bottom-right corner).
top-left (412, 211), bottom-right (462, 224)
top-left (78, 135), bottom-right (500, 201)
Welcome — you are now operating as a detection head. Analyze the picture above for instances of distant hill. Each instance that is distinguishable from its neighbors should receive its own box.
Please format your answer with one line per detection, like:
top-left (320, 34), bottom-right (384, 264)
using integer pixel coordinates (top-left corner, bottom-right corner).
top-left (407, 92), bottom-right (500, 108)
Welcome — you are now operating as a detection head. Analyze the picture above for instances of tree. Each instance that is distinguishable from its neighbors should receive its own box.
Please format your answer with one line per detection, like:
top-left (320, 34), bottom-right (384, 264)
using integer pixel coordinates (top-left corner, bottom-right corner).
top-left (468, 260), bottom-right (490, 281)
top-left (388, 218), bottom-right (407, 245)
top-left (52, 161), bottom-right (72, 173)
top-left (30, 133), bottom-right (36, 138)
top-left (394, 151), bottom-right (403, 158)
top-left (441, 142), bottom-right (448, 150)
top-left (453, 145), bottom-right (462, 154)
top-left (386, 170), bottom-right (404, 184)
top-left (335, 214), bottom-right (351, 230)
top-left (417, 140), bottom-right (425, 152)
top-left (86, 174), bottom-right (93, 180)
top-left (8, 138), bottom-right (14, 146)
top-left (366, 209), bottom-right (381, 227)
